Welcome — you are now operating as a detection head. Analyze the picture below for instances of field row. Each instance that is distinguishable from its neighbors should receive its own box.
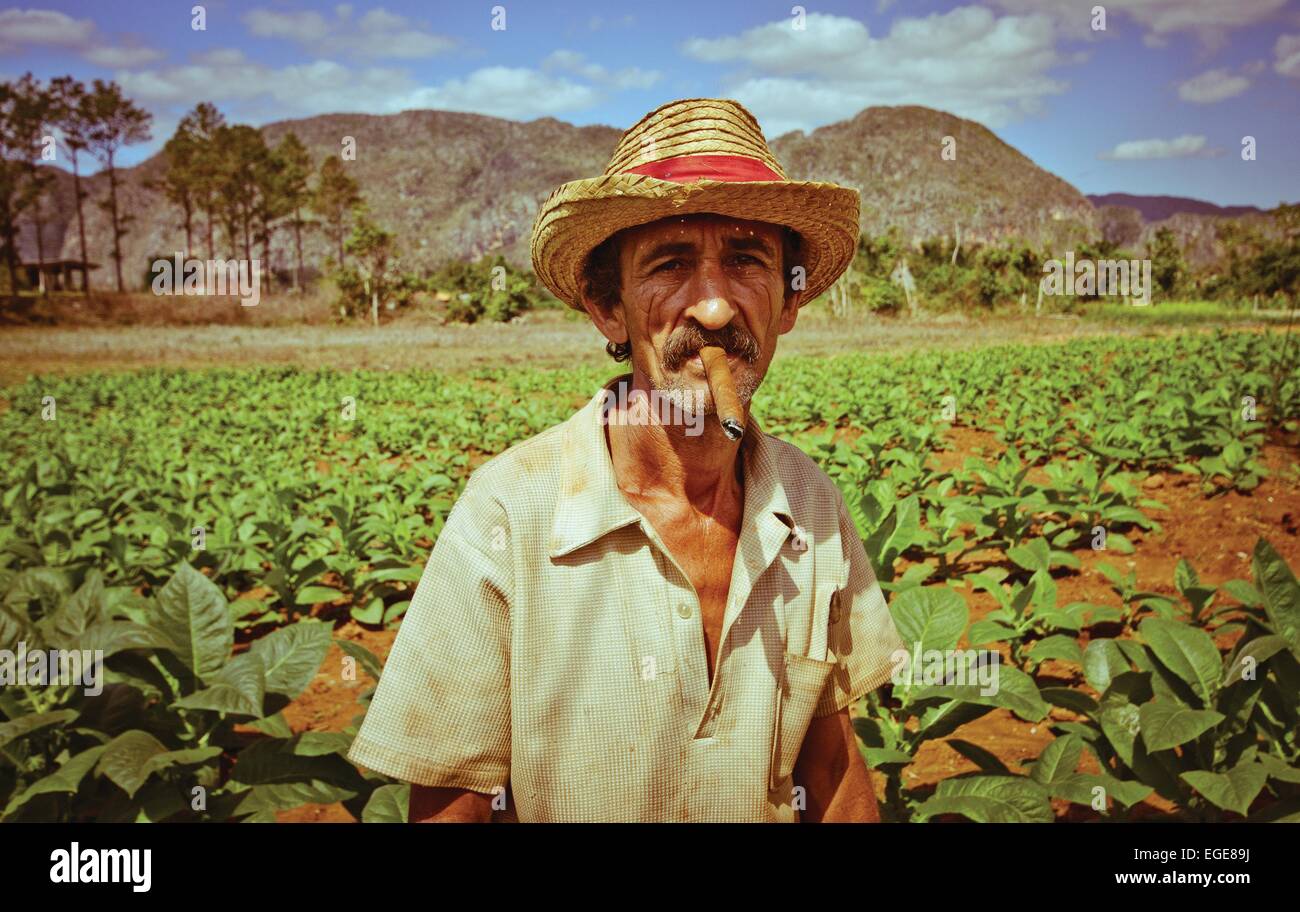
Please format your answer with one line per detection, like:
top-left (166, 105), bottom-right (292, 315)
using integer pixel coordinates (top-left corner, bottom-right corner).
top-left (1, 329), bottom-right (1297, 821)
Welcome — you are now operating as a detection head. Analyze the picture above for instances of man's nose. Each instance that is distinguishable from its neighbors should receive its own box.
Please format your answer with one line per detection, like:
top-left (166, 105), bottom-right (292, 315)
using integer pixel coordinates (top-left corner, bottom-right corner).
top-left (684, 264), bottom-right (737, 330)
top-left (687, 295), bottom-right (736, 330)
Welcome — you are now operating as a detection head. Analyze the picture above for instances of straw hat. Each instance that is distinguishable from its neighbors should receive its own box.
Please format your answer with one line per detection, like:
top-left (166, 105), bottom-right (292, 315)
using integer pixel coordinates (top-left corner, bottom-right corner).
top-left (530, 98), bottom-right (860, 310)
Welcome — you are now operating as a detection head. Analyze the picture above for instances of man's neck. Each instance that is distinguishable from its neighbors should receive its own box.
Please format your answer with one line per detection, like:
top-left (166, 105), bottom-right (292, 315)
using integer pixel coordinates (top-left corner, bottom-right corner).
top-left (604, 374), bottom-right (746, 517)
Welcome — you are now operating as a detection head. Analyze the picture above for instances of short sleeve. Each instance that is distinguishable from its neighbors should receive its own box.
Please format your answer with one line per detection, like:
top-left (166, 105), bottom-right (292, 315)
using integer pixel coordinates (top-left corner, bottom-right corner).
top-left (812, 490), bottom-right (906, 717)
top-left (346, 478), bottom-right (512, 793)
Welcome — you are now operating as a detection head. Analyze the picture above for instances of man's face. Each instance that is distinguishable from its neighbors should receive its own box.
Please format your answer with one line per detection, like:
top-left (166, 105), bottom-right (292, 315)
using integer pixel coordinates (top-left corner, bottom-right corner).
top-left (589, 213), bottom-right (800, 415)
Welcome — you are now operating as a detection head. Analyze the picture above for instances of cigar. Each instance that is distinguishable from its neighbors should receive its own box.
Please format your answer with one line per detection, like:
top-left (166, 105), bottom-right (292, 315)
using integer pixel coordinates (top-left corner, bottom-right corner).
top-left (698, 345), bottom-right (745, 440)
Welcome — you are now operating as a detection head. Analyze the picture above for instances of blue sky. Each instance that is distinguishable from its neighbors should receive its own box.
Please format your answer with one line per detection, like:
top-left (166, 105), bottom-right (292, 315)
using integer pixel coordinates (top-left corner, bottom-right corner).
top-left (2, 0), bottom-right (1298, 207)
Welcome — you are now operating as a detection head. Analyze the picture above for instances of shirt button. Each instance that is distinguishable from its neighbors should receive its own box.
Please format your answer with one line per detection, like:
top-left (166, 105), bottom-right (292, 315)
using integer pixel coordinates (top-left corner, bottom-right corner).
top-left (677, 602), bottom-right (692, 619)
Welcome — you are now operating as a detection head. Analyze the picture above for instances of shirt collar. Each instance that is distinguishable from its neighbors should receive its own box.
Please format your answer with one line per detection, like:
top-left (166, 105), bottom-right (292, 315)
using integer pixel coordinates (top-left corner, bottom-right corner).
top-left (549, 373), bottom-right (794, 559)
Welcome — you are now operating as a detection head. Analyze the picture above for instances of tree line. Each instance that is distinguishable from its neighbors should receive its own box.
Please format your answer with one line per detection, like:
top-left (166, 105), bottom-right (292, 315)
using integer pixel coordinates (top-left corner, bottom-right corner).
top-left (0, 74), bottom-right (385, 308)
top-left (151, 102), bottom-right (377, 295)
top-left (0, 73), bottom-right (150, 295)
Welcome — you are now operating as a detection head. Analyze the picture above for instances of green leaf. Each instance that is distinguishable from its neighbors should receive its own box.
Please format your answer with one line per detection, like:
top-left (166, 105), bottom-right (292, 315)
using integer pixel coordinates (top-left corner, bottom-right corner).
top-left (967, 619), bottom-right (1016, 645)
top-left (44, 570), bottom-right (106, 646)
top-left (230, 780), bottom-right (360, 817)
top-left (72, 620), bottom-right (166, 659)
top-left (1181, 762), bottom-right (1268, 816)
top-left (173, 652), bottom-right (266, 717)
top-left (362, 783), bottom-right (410, 823)
top-left (912, 664), bottom-right (1049, 722)
top-left (4, 746), bottom-right (107, 818)
top-left (887, 585), bottom-right (967, 655)
top-left (140, 745), bottom-right (223, 777)
top-left (150, 563), bottom-right (233, 677)
top-left (249, 619), bottom-right (332, 698)
top-left (294, 586), bottom-right (343, 606)
top-left (229, 735), bottom-right (368, 789)
top-left (1253, 539), bottom-right (1300, 657)
top-left (1050, 772), bottom-right (1152, 809)
top-left (1007, 538), bottom-right (1051, 575)
top-left (1138, 700), bottom-right (1224, 752)
top-left (864, 747), bottom-right (913, 767)
top-left (913, 775), bottom-right (1053, 823)
top-left (1223, 635), bottom-right (1287, 686)
top-left (1097, 673), bottom-right (1153, 768)
top-left (350, 596), bottom-right (384, 626)
top-left (247, 712), bottom-right (294, 738)
top-left (1222, 579), bottom-right (1262, 609)
top-left (96, 730), bottom-right (169, 798)
top-left (1174, 559), bottom-right (1199, 594)
top-left (0, 709), bottom-right (78, 750)
top-left (1027, 634), bottom-right (1083, 665)
top-left (1029, 734), bottom-right (1082, 786)
top-left (1139, 618), bottom-right (1221, 704)
top-left (1039, 687), bottom-right (1098, 715)
top-left (334, 639), bottom-right (383, 682)
top-left (1256, 754), bottom-right (1300, 784)
top-left (1083, 639), bottom-right (1129, 692)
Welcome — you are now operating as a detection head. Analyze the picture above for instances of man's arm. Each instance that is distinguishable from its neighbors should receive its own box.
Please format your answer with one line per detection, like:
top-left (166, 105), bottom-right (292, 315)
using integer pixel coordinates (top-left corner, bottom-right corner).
top-left (410, 785), bottom-right (493, 823)
top-left (346, 479), bottom-right (514, 816)
top-left (792, 706), bottom-right (881, 822)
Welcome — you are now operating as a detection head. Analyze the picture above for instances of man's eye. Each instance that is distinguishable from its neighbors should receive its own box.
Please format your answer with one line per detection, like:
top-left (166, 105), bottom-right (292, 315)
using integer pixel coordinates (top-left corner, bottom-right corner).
top-left (654, 259), bottom-right (683, 272)
top-left (732, 254), bottom-right (763, 266)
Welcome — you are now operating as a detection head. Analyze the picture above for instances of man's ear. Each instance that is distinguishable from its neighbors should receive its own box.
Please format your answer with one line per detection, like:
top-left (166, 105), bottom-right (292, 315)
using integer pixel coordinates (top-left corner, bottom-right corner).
top-left (778, 288), bottom-right (803, 335)
top-left (578, 285), bottom-right (629, 348)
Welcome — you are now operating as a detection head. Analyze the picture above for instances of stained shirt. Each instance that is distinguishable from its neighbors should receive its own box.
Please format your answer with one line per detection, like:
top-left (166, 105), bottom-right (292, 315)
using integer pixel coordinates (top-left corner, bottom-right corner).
top-left (347, 373), bottom-right (904, 821)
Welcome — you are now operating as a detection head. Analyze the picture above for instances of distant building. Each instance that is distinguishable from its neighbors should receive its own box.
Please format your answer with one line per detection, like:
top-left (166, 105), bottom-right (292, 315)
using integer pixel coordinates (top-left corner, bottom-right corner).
top-left (13, 219), bottom-right (93, 292)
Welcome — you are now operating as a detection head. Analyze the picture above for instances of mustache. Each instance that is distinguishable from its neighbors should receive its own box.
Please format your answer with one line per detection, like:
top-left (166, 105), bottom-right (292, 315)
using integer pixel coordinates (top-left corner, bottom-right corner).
top-left (662, 321), bottom-right (760, 372)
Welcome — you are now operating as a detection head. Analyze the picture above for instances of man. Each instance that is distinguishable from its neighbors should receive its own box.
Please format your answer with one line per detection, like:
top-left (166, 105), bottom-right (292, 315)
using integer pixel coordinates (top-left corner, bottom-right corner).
top-left (348, 98), bottom-right (905, 822)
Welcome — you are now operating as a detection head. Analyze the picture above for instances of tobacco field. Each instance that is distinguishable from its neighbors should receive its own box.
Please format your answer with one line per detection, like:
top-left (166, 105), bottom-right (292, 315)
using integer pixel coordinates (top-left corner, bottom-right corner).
top-left (2, 327), bottom-right (1299, 822)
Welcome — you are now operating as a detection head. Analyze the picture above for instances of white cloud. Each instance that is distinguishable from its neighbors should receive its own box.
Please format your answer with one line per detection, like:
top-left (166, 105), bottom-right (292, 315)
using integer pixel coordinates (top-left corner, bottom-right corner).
top-left (1276, 34), bottom-right (1300, 78)
top-left (117, 52), bottom-right (603, 126)
top-left (83, 45), bottom-right (166, 68)
top-left (0, 8), bottom-right (94, 49)
top-left (242, 5), bottom-right (454, 59)
top-left (1099, 135), bottom-right (1220, 160)
top-left (244, 10), bottom-right (333, 43)
top-left (402, 67), bottom-right (599, 119)
top-left (0, 6), bottom-right (162, 66)
top-left (1177, 68), bottom-right (1250, 103)
top-left (542, 50), bottom-right (660, 90)
top-left (118, 53), bottom-right (413, 119)
top-left (993, 0), bottom-right (1287, 46)
top-left (681, 8), bottom-right (1070, 134)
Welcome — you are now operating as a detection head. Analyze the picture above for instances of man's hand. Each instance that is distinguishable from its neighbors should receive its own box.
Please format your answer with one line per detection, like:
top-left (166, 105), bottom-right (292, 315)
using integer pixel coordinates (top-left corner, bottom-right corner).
top-left (409, 785), bottom-right (494, 823)
top-left (792, 706), bottom-right (882, 822)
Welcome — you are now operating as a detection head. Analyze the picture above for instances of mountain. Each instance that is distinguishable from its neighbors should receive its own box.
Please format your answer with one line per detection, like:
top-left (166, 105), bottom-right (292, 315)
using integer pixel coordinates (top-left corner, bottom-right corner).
top-left (1086, 193), bottom-right (1262, 223)
top-left (29, 104), bottom-right (1101, 291)
top-left (771, 106), bottom-right (1096, 249)
top-left (1091, 194), bottom-right (1287, 267)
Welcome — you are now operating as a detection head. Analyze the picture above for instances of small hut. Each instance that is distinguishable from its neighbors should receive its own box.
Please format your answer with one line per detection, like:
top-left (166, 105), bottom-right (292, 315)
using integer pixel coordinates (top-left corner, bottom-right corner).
top-left (15, 220), bottom-right (94, 292)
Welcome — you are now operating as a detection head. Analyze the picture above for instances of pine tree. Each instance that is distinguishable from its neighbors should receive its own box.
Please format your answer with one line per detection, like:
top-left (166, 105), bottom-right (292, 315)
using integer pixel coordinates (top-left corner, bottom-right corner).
top-left (84, 79), bottom-right (151, 292)
top-left (275, 132), bottom-right (312, 290)
top-left (312, 156), bottom-right (360, 268)
top-left (49, 76), bottom-right (95, 294)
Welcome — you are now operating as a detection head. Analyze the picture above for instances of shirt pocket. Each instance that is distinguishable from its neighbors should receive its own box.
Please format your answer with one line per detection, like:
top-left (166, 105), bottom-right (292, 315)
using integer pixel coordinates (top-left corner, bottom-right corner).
top-left (769, 649), bottom-right (838, 791)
